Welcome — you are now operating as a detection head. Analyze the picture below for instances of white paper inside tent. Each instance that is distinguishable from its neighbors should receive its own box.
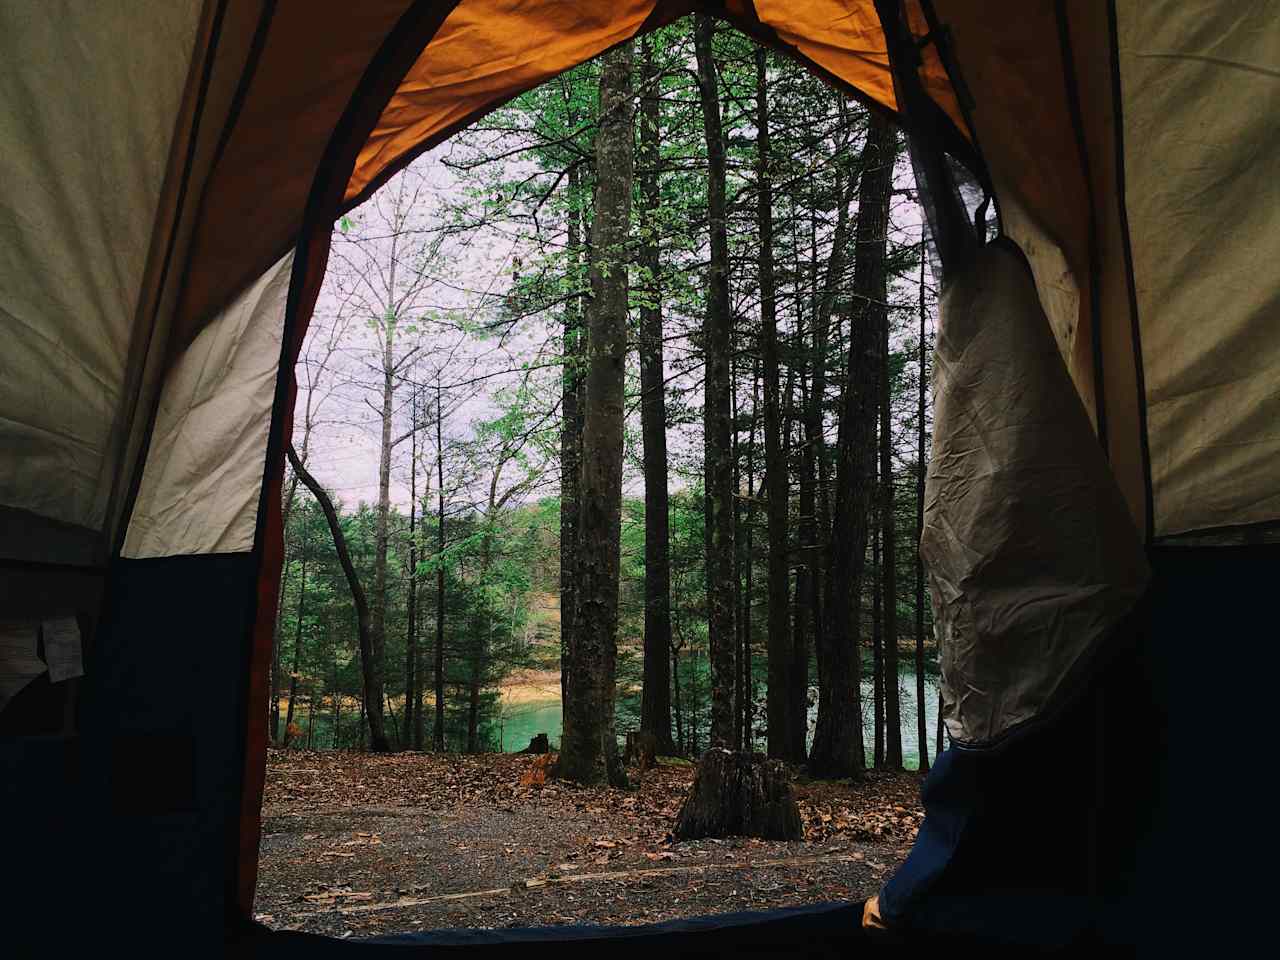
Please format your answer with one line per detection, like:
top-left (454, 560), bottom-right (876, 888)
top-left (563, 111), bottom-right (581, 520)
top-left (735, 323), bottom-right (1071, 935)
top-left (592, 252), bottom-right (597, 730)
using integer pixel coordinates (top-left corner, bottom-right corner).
top-left (122, 252), bottom-right (294, 559)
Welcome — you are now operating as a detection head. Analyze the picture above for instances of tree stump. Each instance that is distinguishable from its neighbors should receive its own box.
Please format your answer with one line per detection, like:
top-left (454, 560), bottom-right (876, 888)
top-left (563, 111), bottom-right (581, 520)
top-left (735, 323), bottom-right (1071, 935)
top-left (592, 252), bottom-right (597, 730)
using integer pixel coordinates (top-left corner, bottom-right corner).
top-left (623, 730), bottom-right (658, 771)
top-left (519, 733), bottom-right (549, 754)
top-left (673, 748), bottom-right (803, 841)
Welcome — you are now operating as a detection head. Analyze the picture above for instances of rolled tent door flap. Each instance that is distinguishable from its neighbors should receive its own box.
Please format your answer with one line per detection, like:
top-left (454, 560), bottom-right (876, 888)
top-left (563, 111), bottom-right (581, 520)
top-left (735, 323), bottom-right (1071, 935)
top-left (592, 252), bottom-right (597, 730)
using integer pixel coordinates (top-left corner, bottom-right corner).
top-left (922, 239), bottom-right (1149, 747)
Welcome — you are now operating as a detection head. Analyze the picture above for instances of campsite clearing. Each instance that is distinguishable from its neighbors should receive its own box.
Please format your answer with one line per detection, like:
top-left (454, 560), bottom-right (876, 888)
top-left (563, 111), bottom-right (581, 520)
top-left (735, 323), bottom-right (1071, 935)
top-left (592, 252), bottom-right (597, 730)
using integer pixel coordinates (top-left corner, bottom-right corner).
top-left (256, 749), bottom-right (921, 937)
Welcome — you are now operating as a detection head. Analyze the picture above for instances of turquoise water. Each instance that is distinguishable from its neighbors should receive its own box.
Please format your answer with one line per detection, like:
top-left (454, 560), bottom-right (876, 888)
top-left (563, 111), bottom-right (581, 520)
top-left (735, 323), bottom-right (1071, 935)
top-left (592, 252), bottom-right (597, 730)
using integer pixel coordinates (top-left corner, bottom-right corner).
top-left (497, 672), bottom-right (943, 769)
top-left (498, 699), bottom-right (565, 752)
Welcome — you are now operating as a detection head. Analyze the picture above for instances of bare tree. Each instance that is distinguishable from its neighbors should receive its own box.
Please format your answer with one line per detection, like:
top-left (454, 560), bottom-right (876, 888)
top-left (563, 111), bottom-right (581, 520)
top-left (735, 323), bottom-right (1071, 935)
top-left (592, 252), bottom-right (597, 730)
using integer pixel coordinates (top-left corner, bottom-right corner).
top-left (273, 306), bottom-right (351, 742)
top-left (287, 444), bottom-right (388, 751)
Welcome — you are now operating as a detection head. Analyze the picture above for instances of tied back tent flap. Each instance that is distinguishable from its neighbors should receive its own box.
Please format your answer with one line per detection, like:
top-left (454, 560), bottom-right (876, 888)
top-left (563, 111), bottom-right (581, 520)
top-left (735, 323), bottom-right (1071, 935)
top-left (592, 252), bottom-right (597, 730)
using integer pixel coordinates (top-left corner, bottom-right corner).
top-left (1, 0), bottom-right (1276, 952)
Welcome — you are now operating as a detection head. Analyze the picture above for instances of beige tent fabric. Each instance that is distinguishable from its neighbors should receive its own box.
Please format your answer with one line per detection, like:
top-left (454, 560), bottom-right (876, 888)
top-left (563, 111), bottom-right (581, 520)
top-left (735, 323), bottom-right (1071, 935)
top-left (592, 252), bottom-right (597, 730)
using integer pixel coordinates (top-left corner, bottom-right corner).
top-left (995, 191), bottom-right (1088, 425)
top-left (175, 0), bottom-right (420, 350)
top-left (1059, 0), bottom-right (1149, 532)
top-left (1116, 1), bottom-right (1280, 537)
top-left (347, 0), bottom-right (658, 202)
top-left (0, 1), bottom-right (202, 556)
top-left (923, 241), bottom-right (1148, 746)
top-left (122, 253), bottom-right (293, 559)
top-left (100, 0), bottom-right (276, 558)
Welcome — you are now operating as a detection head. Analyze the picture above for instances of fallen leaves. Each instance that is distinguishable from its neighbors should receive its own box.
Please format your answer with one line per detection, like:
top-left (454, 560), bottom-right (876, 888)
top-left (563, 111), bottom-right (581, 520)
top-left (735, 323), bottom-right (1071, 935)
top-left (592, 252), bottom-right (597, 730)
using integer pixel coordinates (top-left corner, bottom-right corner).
top-left (794, 772), bottom-right (926, 843)
top-left (264, 747), bottom-right (926, 849)
top-left (260, 747), bottom-right (924, 937)
top-left (518, 753), bottom-right (554, 787)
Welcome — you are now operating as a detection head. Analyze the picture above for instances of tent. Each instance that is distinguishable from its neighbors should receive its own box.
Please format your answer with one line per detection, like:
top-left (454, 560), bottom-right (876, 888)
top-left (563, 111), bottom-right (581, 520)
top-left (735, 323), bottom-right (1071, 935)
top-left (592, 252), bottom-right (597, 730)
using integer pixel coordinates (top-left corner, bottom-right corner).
top-left (2, 0), bottom-right (1275, 952)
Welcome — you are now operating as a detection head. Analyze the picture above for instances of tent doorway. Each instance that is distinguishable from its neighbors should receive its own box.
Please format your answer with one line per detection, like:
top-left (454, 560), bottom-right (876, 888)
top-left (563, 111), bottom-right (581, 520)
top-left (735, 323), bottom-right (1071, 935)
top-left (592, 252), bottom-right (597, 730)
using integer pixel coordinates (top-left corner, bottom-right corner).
top-left (255, 17), bottom-right (941, 937)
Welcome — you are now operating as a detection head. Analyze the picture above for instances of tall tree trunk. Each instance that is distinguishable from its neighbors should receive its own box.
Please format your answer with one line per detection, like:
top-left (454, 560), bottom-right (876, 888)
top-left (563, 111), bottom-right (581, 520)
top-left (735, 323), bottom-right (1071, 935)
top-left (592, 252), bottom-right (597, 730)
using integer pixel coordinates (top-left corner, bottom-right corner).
top-left (432, 381), bottom-right (448, 752)
top-left (560, 160), bottom-right (586, 744)
top-left (809, 112), bottom-right (895, 779)
top-left (405, 388), bottom-right (419, 748)
top-left (637, 36), bottom-right (675, 754)
top-left (880, 254), bottom-right (903, 770)
top-left (368, 241), bottom-right (398, 754)
top-left (742, 360), bottom-right (759, 751)
top-left (915, 241), bottom-right (931, 773)
top-left (797, 347), bottom-right (821, 746)
top-left (732, 360), bottom-right (744, 752)
top-left (271, 467), bottom-right (305, 743)
top-left (804, 206), bottom-right (832, 711)
top-left (756, 48), bottom-right (795, 763)
top-left (784, 311), bottom-right (807, 761)
top-left (672, 645), bottom-right (684, 755)
top-left (283, 530), bottom-right (307, 747)
top-left (873, 521), bottom-right (885, 768)
top-left (467, 632), bottom-right (481, 753)
top-left (271, 551), bottom-right (288, 743)
top-left (693, 14), bottom-right (736, 749)
top-left (287, 444), bottom-right (389, 752)
top-left (415, 465), bottom-right (430, 750)
top-left (804, 142), bottom-right (858, 773)
top-left (557, 41), bottom-right (633, 787)
top-left (466, 471), bottom-right (504, 755)
top-left (332, 640), bottom-right (342, 749)
top-left (306, 686), bottom-right (315, 749)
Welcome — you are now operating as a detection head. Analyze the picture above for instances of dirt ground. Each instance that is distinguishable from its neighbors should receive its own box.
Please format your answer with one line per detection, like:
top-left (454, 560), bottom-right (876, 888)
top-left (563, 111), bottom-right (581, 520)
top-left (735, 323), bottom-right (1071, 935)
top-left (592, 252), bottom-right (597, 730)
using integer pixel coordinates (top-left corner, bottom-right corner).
top-left (255, 749), bottom-right (924, 939)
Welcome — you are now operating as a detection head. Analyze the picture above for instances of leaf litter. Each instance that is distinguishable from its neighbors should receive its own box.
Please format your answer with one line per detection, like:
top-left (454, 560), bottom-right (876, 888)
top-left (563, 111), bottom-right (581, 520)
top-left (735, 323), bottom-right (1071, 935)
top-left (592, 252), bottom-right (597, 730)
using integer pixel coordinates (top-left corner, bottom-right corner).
top-left (257, 748), bottom-right (923, 937)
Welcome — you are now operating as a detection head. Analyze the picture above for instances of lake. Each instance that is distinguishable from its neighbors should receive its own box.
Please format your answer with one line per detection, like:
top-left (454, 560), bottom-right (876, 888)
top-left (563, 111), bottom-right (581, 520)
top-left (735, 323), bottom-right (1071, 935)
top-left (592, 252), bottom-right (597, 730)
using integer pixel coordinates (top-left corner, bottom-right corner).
top-left (499, 671), bottom-right (943, 770)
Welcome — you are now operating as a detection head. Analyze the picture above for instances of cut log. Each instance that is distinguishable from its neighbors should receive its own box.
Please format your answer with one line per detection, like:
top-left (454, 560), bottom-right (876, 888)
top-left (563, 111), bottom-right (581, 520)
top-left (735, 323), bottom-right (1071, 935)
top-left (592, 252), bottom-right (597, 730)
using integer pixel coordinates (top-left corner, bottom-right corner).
top-left (519, 733), bottom-right (550, 754)
top-left (673, 748), bottom-right (803, 841)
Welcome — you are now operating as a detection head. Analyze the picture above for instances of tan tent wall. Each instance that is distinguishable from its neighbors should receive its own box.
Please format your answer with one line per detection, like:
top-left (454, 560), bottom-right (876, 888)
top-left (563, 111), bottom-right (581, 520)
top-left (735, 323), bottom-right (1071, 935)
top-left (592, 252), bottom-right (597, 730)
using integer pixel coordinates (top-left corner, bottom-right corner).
top-left (172, 0), bottom-right (428, 351)
top-left (930, 1), bottom-right (1279, 540)
top-left (930, 2), bottom-right (1103, 434)
top-left (1059, 0), bottom-right (1150, 537)
top-left (0, 1), bottom-right (203, 561)
top-left (105, 0), bottom-right (282, 559)
top-left (122, 253), bottom-right (293, 559)
top-left (1116, 1), bottom-right (1280, 537)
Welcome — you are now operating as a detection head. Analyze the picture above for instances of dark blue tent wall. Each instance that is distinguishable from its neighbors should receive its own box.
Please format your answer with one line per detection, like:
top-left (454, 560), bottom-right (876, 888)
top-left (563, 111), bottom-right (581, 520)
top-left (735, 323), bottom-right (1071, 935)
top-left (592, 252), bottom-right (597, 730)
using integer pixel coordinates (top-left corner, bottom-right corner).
top-left (4, 541), bottom-right (1270, 953)
top-left (1, 553), bottom-right (263, 947)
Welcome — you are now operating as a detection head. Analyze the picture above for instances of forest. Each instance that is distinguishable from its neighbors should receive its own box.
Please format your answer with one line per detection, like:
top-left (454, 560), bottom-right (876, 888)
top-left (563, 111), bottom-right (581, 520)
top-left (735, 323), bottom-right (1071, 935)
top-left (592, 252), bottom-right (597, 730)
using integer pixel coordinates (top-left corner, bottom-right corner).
top-left (270, 16), bottom-right (942, 782)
